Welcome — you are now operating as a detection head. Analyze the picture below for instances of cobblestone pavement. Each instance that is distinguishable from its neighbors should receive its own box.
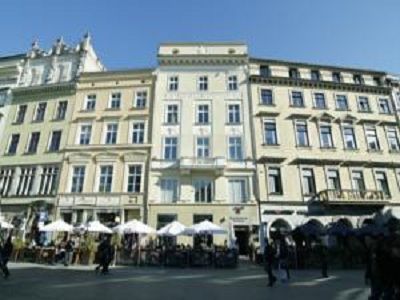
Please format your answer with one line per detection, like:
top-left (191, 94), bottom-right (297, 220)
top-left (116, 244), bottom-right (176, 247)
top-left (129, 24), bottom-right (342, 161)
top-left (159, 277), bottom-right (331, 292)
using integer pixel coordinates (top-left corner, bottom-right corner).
top-left (0, 262), bottom-right (369, 300)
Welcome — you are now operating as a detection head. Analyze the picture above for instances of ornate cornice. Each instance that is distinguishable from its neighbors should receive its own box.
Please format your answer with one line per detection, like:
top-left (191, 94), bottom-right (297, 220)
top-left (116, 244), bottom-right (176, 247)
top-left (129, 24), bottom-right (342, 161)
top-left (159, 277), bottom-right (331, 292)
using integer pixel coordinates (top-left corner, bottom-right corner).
top-left (12, 82), bottom-right (76, 98)
top-left (158, 54), bottom-right (248, 66)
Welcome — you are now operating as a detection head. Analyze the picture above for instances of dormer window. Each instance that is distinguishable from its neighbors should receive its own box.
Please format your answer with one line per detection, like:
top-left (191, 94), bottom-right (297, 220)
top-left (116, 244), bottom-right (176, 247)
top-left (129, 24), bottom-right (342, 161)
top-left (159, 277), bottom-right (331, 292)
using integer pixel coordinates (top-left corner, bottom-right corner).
top-left (311, 70), bottom-right (320, 81)
top-left (260, 65), bottom-right (271, 77)
top-left (289, 68), bottom-right (300, 79)
top-left (353, 74), bottom-right (364, 85)
top-left (332, 72), bottom-right (341, 83)
top-left (373, 76), bottom-right (382, 86)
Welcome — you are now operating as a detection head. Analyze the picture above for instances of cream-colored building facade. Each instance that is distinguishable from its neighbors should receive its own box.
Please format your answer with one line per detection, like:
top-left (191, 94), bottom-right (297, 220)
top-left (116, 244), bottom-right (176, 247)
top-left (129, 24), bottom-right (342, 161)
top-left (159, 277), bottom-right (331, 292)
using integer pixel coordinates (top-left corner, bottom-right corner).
top-left (148, 43), bottom-right (258, 250)
top-left (56, 69), bottom-right (154, 225)
top-left (248, 58), bottom-right (400, 235)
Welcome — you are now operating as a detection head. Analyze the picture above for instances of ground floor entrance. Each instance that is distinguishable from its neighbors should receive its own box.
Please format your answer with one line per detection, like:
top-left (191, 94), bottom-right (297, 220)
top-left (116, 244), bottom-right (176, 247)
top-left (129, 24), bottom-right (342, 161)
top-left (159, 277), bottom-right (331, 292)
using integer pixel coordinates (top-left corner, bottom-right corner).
top-left (234, 225), bottom-right (250, 255)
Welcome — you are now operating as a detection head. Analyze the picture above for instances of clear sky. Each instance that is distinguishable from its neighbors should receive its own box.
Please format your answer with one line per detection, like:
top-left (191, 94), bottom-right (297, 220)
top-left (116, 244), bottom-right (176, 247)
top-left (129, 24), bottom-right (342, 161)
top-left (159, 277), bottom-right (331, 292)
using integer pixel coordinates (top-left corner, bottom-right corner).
top-left (1, 0), bottom-right (399, 73)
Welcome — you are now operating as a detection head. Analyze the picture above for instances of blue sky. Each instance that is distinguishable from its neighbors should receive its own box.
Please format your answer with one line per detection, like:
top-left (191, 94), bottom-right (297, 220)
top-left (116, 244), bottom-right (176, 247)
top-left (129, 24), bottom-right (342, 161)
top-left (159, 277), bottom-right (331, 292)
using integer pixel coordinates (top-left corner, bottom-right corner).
top-left (1, 0), bottom-right (399, 73)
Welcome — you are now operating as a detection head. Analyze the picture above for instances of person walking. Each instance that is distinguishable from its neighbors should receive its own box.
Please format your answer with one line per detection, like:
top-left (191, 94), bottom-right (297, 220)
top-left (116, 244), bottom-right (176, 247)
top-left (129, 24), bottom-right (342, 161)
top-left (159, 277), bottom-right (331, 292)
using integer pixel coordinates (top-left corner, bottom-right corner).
top-left (0, 235), bottom-right (13, 279)
top-left (95, 238), bottom-right (107, 274)
top-left (101, 237), bottom-right (113, 275)
top-left (263, 238), bottom-right (277, 287)
top-left (277, 236), bottom-right (290, 281)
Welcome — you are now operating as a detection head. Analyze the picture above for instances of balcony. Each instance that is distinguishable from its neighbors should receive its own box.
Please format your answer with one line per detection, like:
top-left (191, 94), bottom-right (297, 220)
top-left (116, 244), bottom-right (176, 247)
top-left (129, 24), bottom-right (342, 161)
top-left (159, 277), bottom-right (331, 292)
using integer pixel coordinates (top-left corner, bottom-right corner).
top-left (179, 157), bottom-right (226, 174)
top-left (312, 189), bottom-right (388, 205)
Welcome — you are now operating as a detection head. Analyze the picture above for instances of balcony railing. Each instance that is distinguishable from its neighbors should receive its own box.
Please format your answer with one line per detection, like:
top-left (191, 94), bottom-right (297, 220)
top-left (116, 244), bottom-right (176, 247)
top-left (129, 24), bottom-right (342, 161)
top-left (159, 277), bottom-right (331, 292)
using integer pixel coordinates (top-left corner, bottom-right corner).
top-left (179, 157), bottom-right (226, 170)
top-left (313, 189), bottom-right (387, 204)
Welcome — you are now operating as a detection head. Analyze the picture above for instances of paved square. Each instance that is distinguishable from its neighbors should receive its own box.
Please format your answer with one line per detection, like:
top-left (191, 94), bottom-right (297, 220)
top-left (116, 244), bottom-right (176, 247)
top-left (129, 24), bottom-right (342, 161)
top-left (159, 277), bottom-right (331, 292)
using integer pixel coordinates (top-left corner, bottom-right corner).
top-left (0, 263), bottom-right (369, 300)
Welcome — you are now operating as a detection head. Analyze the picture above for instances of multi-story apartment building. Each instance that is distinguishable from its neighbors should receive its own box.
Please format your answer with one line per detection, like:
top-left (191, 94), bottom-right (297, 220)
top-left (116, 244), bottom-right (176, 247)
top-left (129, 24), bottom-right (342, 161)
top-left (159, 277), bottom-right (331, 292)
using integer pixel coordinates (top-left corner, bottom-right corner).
top-left (248, 58), bottom-right (400, 236)
top-left (149, 43), bottom-right (258, 251)
top-left (56, 69), bottom-right (154, 226)
top-left (0, 35), bottom-right (103, 229)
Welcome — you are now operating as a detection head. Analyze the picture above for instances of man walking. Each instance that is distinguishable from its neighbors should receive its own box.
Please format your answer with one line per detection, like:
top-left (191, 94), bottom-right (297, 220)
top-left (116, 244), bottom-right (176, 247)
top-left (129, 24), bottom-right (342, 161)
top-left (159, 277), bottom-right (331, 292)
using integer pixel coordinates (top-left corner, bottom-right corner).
top-left (0, 235), bottom-right (13, 279)
top-left (263, 238), bottom-right (277, 287)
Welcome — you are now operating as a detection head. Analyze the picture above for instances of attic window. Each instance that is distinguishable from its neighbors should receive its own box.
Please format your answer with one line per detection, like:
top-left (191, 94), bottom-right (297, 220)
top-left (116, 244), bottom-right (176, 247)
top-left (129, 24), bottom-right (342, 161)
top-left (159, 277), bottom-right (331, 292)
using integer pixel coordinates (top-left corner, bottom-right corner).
top-left (172, 48), bottom-right (179, 55)
top-left (228, 48), bottom-right (236, 54)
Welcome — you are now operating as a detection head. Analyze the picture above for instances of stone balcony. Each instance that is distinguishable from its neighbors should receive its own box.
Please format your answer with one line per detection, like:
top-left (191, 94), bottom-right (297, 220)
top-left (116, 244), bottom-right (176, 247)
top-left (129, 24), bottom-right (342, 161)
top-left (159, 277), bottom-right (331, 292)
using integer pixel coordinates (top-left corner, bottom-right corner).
top-left (58, 193), bottom-right (144, 208)
top-left (312, 189), bottom-right (389, 205)
top-left (179, 157), bottom-right (226, 174)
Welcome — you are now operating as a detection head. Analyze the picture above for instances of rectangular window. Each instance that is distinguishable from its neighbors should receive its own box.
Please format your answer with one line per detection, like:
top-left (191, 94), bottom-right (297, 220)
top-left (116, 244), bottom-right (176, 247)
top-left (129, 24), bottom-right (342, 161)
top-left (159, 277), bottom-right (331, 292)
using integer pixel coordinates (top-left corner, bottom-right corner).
top-left (342, 125), bottom-right (357, 149)
top-left (127, 165), bottom-right (142, 193)
top-left (387, 128), bottom-right (400, 151)
top-left (27, 132), bottom-right (40, 153)
top-left (164, 137), bottom-right (178, 160)
top-left (194, 179), bottom-right (213, 203)
top-left (0, 168), bottom-right (14, 197)
top-left (327, 169), bottom-right (341, 190)
top-left (71, 166), bottom-right (85, 193)
top-left (264, 119), bottom-right (278, 145)
top-left (7, 134), bottom-right (20, 154)
top-left (196, 104), bottom-right (209, 124)
top-left (314, 93), bottom-right (326, 109)
top-left (227, 104), bottom-right (241, 124)
top-left (379, 98), bottom-right (391, 114)
top-left (15, 105), bottom-right (27, 123)
top-left (109, 92), bottom-right (121, 109)
top-left (168, 76), bottom-right (179, 91)
top-left (268, 167), bottom-right (282, 195)
top-left (132, 122), bottom-right (145, 144)
top-left (311, 70), bottom-right (320, 81)
top-left (261, 89), bottom-right (273, 105)
top-left (302, 168), bottom-right (316, 195)
top-left (135, 91), bottom-right (147, 108)
top-left (260, 65), bottom-right (271, 77)
top-left (228, 75), bottom-right (238, 91)
top-left (351, 171), bottom-right (365, 192)
top-left (16, 167), bottom-right (36, 196)
top-left (55, 101), bottom-right (68, 120)
top-left (358, 97), bottom-right (370, 112)
top-left (291, 91), bottom-right (304, 107)
top-left (34, 102), bottom-right (47, 122)
top-left (165, 104), bottom-right (179, 124)
top-left (196, 137), bottom-right (210, 158)
top-left (353, 74), bottom-right (364, 85)
top-left (289, 68), bottom-right (300, 79)
top-left (160, 179), bottom-right (178, 203)
top-left (198, 76), bottom-right (208, 91)
top-left (332, 72), bottom-right (341, 83)
top-left (85, 94), bottom-right (96, 111)
top-left (98, 165), bottom-right (113, 193)
top-left (38, 166), bottom-right (59, 195)
top-left (295, 120), bottom-right (309, 147)
top-left (374, 77), bottom-right (382, 86)
top-left (104, 123), bottom-right (118, 144)
top-left (228, 136), bottom-right (243, 160)
top-left (365, 126), bottom-right (380, 150)
top-left (336, 95), bottom-right (348, 110)
top-left (49, 130), bottom-right (62, 152)
top-left (229, 179), bottom-right (247, 203)
top-left (319, 123), bottom-right (334, 148)
top-left (375, 171), bottom-right (390, 197)
top-left (79, 124), bottom-right (92, 145)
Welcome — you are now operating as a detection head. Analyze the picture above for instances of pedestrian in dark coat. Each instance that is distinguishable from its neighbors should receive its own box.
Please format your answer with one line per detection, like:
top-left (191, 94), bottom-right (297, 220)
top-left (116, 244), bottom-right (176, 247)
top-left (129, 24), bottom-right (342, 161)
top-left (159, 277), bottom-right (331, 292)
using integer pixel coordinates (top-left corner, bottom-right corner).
top-left (263, 239), bottom-right (277, 287)
top-left (0, 235), bottom-right (12, 279)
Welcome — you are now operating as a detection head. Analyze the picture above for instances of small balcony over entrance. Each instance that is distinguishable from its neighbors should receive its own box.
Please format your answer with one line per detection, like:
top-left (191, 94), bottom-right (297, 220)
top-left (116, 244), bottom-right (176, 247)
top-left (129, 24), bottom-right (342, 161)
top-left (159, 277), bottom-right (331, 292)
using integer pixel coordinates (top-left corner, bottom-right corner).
top-left (179, 157), bottom-right (226, 174)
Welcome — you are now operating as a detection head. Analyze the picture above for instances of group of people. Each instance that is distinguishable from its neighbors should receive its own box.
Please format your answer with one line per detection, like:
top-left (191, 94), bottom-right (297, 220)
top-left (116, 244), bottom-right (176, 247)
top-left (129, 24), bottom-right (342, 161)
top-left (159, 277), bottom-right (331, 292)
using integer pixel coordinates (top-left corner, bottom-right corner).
top-left (0, 234), bottom-right (13, 279)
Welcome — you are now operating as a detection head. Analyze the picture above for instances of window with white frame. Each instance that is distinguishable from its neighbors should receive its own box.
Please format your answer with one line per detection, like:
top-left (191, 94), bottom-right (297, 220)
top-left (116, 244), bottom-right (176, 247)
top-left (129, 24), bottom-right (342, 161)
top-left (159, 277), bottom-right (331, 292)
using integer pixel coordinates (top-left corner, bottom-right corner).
top-left (38, 166), bottom-right (59, 195)
top-left (228, 136), bottom-right (243, 160)
top-left (295, 120), bottom-right (309, 147)
top-left (196, 137), bottom-right (210, 158)
top-left (109, 92), bottom-right (121, 109)
top-left (48, 130), bottom-right (62, 152)
top-left (196, 104), bottom-right (209, 124)
top-left (132, 122), bottom-right (145, 144)
top-left (387, 127), bottom-right (400, 151)
top-left (84, 94), bottom-right (96, 111)
top-left (342, 123), bottom-right (357, 149)
top-left (261, 89), bottom-right (273, 105)
top-left (104, 123), bottom-right (118, 144)
top-left (358, 96), bottom-right (371, 112)
top-left (168, 76), bottom-right (179, 91)
top-left (165, 104), bottom-right (179, 124)
top-left (163, 137), bottom-right (178, 160)
top-left (327, 169), bottom-right (341, 190)
top-left (227, 104), bottom-right (241, 124)
top-left (27, 132), bottom-right (40, 153)
top-left (336, 95), bottom-right (348, 110)
top-left (55, 101), bottom-right (68, 120)
top-left (194, 179), bottom-right (213, 203)
top-left (7, 134), bottom-right (20, 154)
top-left (34, 102), bottom-right (47, 122)
top-left (375, 171), bottom-right (390, 197)
top-left (79, 124), bottom-right (92, 145)
top-left (135, 91), bottom-right (147, 108)
top-left (127, 165), bottom-right (142, 193)
top-left (98, 165), bottom-right (113, 193)
top-left (198, 76), bottom-right (208, 91)
top-left (365, 125), bottom-right (380, 150)
top-left (71, 166), bottom-right (85, 193)
top-left (351, 170), bottom-right (366, 192)
top-left (160, 178), bottom-right (178, 203)
top-left (319, 123), bottom-right (334, 148)
top-left (302, 168), bottom-right (316, 195)
top-left (379, 98), bottom-right (391, 114)
top-left (229, 179), bottom-right (247, 203)
top-left (268, 167), bottom-right (282, 195)
top-left (15, 105), bottom-right (27, 123)
top-left (332, 72), bottom-right (341, 83)
top-left (314, 93), bottom-right (326, 109)
top-left (228, 75), bottom-right (238, 91)
top-left (16, 166), bottom-right (36, 196)
top-left (0, 168), bottom-right (15, 196)
top-left (263, 119), bottom-right (278, 145)
top-left (291, 91), bottom-right (304, 107)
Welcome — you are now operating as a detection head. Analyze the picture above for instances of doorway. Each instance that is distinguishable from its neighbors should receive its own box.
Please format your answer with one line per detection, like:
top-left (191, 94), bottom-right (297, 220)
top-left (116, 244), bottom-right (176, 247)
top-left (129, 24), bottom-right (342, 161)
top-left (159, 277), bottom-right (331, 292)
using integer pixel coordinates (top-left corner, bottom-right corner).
top-left (234, 226), bottom-right (250, 255)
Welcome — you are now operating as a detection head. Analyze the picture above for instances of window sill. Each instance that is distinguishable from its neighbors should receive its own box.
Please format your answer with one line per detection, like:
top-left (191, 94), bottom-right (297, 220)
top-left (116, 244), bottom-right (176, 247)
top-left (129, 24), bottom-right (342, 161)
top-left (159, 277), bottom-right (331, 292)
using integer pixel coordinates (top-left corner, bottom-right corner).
top-left (129, 107), bottom-right (147, 111)
top-left (105, 108), bottom-right (121, 111)
top-left (367, 149), bottom-right (383, 153)
top-left (225, 122), bottom-right (243, 126)
top-left (389, 149), bottom-right (400, 154)
top-left (163, 122), bottom-right (180, 126)
top-left (79, 109), bottom-right (96, 113)
top-left (31, 120), bottom-right (44, 124)
top-left (23, 152), bottom-right (37, 155)
top-left (260, 103), bottom-right (276, 107)
top-left (262, 143), bottom-right (280, 147)
top-left (379, 112), bottom-right (393, 115)
top-left (335, 108), bottom-right (350, 112)
top-left (268, 193), bottom-right (283, 196)
top-left (296, 145), bottom-right (312, 149)
top-left (3, 153), bottom-right (16, 156)
top-left (320, 146), bottom-right (336, 151)
top-left (312, 106), bottom-right (328, 110)
top-left (51, 118), bottom-right (65, 122)
top-left (289, 105), bottom-right (306, 109)
top-left (46, 150), bottom-right (60, 153)
top-left (358, 110), bottom-right (373, 114)
top-left (12, 122), bottom-right (23, 125)
top-left (194, 122), bottom-right (211, 126)
top-left (343, 148), bottom-right (359, 152)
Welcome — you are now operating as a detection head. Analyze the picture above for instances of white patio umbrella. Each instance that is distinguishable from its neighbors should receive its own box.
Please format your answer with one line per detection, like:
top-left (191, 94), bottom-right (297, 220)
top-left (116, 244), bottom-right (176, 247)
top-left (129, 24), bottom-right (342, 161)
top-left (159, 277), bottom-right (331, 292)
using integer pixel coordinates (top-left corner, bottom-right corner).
top-left (190, 220), bottom-right (227, 235)
top-left (0, 220), bottom-right (14, 230)
top-left (157, 221), bottom-right (194, 236)
top-left (87, 221), bottom-right (112, 234)
top-left (113, 219), bottom-right (155, 235)
top-left (40, 220), bottom-right (73, 232)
